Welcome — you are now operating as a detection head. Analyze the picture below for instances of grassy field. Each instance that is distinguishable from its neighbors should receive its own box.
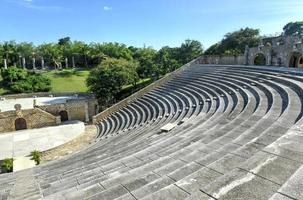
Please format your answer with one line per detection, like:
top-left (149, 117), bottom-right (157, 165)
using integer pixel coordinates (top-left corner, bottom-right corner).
top-left (46, 69), bottom-right (90, 93)
top-left (0, 69), bottom-right (153, 95)
top-left (0, 69), bottom-right (90, 95)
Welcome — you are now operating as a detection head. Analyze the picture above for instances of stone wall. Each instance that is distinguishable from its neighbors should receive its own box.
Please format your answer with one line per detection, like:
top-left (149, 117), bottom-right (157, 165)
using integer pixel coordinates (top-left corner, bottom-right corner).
top-left (38, 99), bottom-right (98, 122)
top-left (248, 36), bottom-right (303, 67)
top-left (197, 35), bottom-right (303, 67)
top-left (0, 108), bottom-right (60, 133)
top-left (0, 92), bottom-right (94, 100)
top-left (92, 58), bottom-right (199, 123)
top-left (198, 55), bottom-right (246, 65)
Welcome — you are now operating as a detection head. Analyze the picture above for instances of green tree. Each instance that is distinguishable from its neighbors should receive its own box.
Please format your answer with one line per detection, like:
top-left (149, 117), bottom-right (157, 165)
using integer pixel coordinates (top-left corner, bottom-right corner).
top-left (1, 41), bottom-right (19, 66)
top-left (283, 21), bottom-right (303, 36)
top-left (37, 43), bottom-right (62, 69)
top-left (58, 37), bottom-right (71, 46)
top-left (99, 43), bottom-right (133, 60)
top-left (179, 39), bottom-right (203, 64)
top-left (86, 58), bottom-right (138, 107)
top-left (155, 46), bottom-right (180, 75)
top-left (16, 42), bottom-right (35, 68)
top-left (1, 66), bottom-right (27, 84)
top-left (132, 47), bottom-right (157, 78)
top-left (205, 28), bottom-right (261, 55)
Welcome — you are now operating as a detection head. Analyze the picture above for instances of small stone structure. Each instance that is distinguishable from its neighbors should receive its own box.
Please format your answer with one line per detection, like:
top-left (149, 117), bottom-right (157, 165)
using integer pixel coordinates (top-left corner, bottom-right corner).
top-left (198, 35), bottom-right (303, 67)
top-left (0, 93), bottom-right (98, 133)
top-left (0, 106), bottom-right (60, 133)
top-left (38, 98), bottom-right (97, 123)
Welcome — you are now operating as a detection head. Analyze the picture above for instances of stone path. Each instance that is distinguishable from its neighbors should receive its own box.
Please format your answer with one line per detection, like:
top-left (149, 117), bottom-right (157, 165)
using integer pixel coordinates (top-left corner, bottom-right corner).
top-left (0, 121), bottom-right (85, 160)
top-left (41, 125), bottom-right (97, 163)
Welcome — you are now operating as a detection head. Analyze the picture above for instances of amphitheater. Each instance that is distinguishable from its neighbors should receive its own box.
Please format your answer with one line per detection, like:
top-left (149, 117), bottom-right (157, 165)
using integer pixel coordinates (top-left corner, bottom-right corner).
top-left (1, 61), bottom-right (303, 199)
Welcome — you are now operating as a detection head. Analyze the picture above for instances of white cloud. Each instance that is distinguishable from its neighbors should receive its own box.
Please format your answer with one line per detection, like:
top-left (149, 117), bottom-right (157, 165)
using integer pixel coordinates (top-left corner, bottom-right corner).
top-left (103, 6), bottom-right (112, 11)
top-left (5, 0), bottom-right (69, 11)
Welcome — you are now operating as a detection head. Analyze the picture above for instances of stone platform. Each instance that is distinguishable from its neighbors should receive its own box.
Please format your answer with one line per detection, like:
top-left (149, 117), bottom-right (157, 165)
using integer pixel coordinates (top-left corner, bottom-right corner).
top-left (0, 121), bottom-right (85, 160)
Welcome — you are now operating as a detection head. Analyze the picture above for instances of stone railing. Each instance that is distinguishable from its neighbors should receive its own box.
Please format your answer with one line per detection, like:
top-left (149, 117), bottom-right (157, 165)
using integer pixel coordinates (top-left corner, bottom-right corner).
top-left (92, 58), bottom-right (199, 124)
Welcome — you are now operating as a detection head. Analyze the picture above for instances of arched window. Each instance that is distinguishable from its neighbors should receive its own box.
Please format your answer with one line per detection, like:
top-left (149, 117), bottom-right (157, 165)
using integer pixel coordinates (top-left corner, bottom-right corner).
top-left (15, 118), bottom-right (27, 131)
top-left (254, 53), bottom-right (266, 66)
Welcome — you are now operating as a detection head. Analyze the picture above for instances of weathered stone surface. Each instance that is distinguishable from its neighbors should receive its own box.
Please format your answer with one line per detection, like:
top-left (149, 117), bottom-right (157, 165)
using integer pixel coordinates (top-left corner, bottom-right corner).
top-left (1, 64), bottom-right (303, 200)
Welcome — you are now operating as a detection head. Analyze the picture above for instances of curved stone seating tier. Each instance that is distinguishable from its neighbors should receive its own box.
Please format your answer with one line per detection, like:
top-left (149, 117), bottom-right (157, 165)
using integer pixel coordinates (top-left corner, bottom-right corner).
top-left (2, 65), bottom-right (303, 200)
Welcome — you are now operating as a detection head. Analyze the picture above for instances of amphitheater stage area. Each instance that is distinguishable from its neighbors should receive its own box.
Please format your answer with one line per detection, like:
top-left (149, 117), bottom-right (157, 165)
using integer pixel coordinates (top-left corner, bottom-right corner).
top-left (1, 64), bottom-right (303, 199)
top-left (0, 96), bottom-right (82, 112)
top-left (0, 121), bottom-right (85, 160)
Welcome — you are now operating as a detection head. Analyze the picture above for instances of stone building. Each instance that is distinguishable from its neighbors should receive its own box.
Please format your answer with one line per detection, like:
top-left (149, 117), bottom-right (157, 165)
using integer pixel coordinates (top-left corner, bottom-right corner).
top-left (198, 35), bottom-right (303, 67)
top-left (0, 94), bottom-right (98, 133)
top-left (0, 105), bottom-right (60, 133)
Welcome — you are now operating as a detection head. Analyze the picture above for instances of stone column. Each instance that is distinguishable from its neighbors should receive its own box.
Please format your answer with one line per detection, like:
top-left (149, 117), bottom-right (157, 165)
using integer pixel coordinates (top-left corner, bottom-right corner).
top-left (244, 45), bottom-right (249, 65)
top-left (72, 57), bottom-right (75, 68)
top-left (95, 104), bottom-right (99, 114)
top-left (32, 57), bottom-right (36, 70)
top-left (65, 58), bottom-right (68, 68)
top-left (3, 59), bottom-right (7, 69)
top-left (41, 57), bottom-right (45, 70)
top-left (85, 102), bottom-right (90, 122)
top-left (267, 50), bottom-right (272, 66)
top-left (33, 99), bottom-right (37, 107)
top-left (22, 57), bottom-right (26, 70)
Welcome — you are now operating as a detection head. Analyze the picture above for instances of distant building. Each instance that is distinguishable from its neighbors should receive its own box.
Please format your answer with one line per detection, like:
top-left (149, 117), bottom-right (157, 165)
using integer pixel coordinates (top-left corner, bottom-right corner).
top-left (198, 35), bottom-right (303, 68)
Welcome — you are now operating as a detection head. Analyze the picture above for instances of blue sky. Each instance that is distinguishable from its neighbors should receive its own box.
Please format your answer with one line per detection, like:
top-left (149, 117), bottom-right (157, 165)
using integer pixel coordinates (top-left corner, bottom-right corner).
top-left (0, 0), bottom-right (302, 49)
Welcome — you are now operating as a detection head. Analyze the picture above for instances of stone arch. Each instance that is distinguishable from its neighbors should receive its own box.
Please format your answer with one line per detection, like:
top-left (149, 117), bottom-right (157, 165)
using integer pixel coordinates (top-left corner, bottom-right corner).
top-left (253, 53), bottom-right (266, 66)
top-left (15, 118), bottom-right (27, 131)
top-left (59, 110), bottom-right (69, 122)
top-left (289, 52), bottom-right (303, 68)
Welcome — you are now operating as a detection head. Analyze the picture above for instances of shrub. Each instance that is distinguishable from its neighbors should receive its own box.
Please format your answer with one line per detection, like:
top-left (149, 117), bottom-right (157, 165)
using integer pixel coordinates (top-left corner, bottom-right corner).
top-left (1, 158), bottom-right (14, 173)
top-left (1, 66), bottom-right (27, 85)
top-left (30, 150), bottom-right (41, 165)
top-left (1, 67), bottom-right (51, 93)
top-left (11, 73), bottom-right (51, 93)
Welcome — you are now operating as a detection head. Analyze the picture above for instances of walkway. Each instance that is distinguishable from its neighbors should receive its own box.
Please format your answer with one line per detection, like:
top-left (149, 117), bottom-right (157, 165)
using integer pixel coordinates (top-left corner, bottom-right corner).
top-left (0, 121), bottom-right (85, 160)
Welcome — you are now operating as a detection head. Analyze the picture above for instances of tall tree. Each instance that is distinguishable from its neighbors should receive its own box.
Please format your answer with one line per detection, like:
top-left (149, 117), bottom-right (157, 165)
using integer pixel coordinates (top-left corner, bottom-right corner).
top-left (58, 37), bottom-right (71, 46)
top-left (283, 21), bottom-right (303, 36)
top-left (37, 43), bottom-right (62, 69)
top-left (179, 39), bottom-right (203, 64)
top-left (86, 58), bottom-right (138, 106)
top-left (205, 28), bottom-right (261, 55)
top-left (132, 47), bottom-right (157, 78)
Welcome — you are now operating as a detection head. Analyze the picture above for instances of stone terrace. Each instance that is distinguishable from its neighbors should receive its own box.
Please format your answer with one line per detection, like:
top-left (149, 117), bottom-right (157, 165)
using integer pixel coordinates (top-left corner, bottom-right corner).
top-left (1, 64), bottom-right (303, 199)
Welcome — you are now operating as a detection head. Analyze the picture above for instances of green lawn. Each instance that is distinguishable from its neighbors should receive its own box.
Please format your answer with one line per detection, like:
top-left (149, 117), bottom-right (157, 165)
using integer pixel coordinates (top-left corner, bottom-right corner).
top-left (46, 69), bottom-right (90, 93)
top-left (0, 68), bottom-right (153, 95)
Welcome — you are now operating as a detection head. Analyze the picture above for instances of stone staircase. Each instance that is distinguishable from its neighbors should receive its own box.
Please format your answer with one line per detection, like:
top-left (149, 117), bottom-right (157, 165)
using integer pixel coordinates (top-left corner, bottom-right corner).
top-left (1, 64), bottom-right (303, 199)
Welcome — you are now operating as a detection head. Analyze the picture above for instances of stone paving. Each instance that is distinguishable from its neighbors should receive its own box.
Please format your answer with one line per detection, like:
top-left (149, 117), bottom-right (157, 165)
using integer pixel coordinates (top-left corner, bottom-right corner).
top-left (0, 121), bottom-right (85, 160)
top-left (41, 125), bottom-right (97, 163)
